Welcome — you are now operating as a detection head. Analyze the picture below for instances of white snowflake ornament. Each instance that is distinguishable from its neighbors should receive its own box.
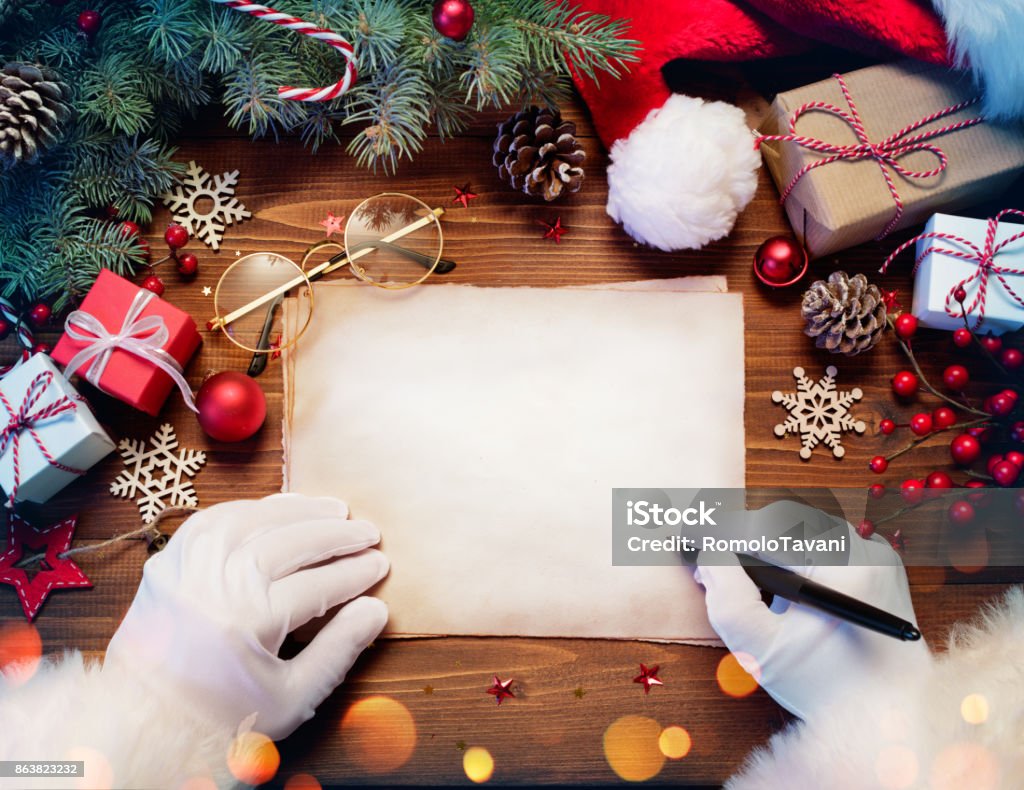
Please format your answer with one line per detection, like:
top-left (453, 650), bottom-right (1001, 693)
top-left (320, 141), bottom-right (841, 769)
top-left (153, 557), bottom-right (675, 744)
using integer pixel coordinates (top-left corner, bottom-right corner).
top-left (161, 161), bottom-right (251, 251)
top-left (772, 366), bottom-right (865, 460)
top-left (110, 424), bottom-right (206, 523)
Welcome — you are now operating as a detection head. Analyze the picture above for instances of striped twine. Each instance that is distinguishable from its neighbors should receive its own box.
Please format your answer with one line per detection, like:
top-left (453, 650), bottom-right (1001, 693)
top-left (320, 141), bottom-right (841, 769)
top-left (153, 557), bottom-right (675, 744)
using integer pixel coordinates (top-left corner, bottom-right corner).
top-left (755, 73), bottom-right (983, 240)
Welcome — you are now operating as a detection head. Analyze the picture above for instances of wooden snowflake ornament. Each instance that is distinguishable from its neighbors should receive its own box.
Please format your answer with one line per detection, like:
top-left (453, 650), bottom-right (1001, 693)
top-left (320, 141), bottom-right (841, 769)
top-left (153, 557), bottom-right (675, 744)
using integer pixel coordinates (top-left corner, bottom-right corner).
top-left (160, 161), bottom-right (251, 251)
top-left (772, 366), bottom-right (865, 460)
top-left (110, 424), bottom-right (206, 522)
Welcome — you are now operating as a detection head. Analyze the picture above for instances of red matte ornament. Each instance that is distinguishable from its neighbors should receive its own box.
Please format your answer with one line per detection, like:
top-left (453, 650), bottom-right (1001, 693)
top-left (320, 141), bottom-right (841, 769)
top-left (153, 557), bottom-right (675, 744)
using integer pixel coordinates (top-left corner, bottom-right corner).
top-left (753, 236), bottom-right (808, 287)
top-left (0, 515), bottom-right (91, 621)
top-left (486, 675), bottom-right (515, 705)
top-left (633, 663), bottom-right (663, 694)
top-left (196, 371), bottom-right (267, 442)
top-left (432, 0), bottom-right (475, 41)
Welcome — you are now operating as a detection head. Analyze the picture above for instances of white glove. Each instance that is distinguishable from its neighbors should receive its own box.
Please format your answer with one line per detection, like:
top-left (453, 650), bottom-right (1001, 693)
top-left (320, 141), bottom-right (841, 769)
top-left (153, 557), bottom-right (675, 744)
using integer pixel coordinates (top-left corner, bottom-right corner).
top-left (104, 493), bottom-right (389, 740)
top-left (695, 501), bottom-right (932, 722)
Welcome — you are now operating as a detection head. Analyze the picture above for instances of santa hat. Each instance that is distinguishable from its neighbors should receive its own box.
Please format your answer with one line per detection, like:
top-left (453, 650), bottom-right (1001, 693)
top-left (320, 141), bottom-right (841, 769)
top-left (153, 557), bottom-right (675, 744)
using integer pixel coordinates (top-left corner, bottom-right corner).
top-left (572, 0), bottom-right (1024, 252)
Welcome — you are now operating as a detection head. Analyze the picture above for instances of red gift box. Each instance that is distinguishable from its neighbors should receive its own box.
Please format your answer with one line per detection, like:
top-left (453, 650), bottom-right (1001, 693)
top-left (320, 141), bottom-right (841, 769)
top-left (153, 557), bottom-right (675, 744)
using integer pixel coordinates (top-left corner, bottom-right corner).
top-left (52, 269), bottom-right (201, 416)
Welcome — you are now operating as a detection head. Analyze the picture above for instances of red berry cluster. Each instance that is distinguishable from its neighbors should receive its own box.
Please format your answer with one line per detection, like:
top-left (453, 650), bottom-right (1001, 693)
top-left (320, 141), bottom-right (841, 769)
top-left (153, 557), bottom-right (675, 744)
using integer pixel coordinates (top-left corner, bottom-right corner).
top-left (119, 221), bottom-right (199, 296)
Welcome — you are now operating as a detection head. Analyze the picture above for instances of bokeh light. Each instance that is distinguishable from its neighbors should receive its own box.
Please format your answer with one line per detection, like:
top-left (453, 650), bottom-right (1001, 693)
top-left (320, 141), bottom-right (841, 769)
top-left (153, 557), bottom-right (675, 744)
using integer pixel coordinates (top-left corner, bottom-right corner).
top-left (463, 746), bottom-right (495, 784)
top-left (178, 776), bottom-right (217, 790)
top-left (875, 744), bottom-right (918, 789)
top-left (960, 693), bottom-right (989, 725)
top-left (283, 773), bottom-right (322, 789)
top-left (716, 652), bottom-right (760, 698)
top-left (930, 742), bottom-right (999, 790)
top-left (0, 621), bottom-right (42, 686)
top-left (67, 746), bottom-right (112, 790)
top-left (603, 715), bottom-right (665, 782)
top-left (339, 696), bottom-right (416, 774)
top-left (658, 726), bottom-right (692, 759)
top-left (227, 731), bottom-right (280, 786)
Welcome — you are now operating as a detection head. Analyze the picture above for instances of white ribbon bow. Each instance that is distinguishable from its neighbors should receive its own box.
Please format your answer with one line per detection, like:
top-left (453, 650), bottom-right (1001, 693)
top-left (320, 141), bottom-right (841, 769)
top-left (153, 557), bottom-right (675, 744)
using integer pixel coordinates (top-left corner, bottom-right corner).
top-left (63, 290), bottom-right (198, 413)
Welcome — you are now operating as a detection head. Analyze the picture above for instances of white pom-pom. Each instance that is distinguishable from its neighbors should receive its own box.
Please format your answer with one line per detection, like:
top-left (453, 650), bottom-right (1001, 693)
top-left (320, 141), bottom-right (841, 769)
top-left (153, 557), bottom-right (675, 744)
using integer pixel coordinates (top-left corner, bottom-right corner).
top-left (605, 94), bottom-right (761, 252)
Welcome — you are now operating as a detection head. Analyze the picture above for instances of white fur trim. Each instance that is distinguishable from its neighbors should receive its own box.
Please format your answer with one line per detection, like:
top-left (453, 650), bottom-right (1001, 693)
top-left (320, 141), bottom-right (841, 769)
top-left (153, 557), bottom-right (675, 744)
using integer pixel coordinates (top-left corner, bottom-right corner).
top-left (605, 95), bottom-right (760, 252)
top-left (933, 0), bottom-right (1024, 119)
top-left (0, 652), bottom-right (240, 789)
top-left (728, 586), bottom-right (1024, 788)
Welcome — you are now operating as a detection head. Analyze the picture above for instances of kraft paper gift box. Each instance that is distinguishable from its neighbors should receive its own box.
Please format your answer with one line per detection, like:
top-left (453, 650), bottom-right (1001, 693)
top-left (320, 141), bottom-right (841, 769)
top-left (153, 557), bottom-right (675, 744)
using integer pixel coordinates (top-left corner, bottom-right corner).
top-left (52, 269), bottom-right (201, 416)
top-left (910, 212), bottom-right (1024, 336)
top-left (0, 353), bottom-right (115, 504)
top-left (757, 61), bottom-right (1024, 259)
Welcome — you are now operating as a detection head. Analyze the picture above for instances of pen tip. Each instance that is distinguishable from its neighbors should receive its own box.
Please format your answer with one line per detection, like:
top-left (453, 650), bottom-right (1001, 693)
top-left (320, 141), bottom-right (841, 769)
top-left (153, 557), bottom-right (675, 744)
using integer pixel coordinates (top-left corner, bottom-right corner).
top-left (903, 625), bottom-right (922, 642)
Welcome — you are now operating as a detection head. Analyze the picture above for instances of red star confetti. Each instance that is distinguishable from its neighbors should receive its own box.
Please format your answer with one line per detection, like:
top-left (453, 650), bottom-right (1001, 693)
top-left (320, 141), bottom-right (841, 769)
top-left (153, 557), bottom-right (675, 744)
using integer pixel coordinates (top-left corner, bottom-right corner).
top-left (633, 663), bottom-right (663, 694)
top-left (319, 212), bottom-right (345, 237)
top-left (882, 289), bottom-right (901, 312)
top-left (539, 217), bottom-right (567, 244)
top-left (486, 675), bottom-right (515, 705)
top-left (452, 184), bottom-right (477, 208)
top-left (0, 515), bottom-right (91, 621)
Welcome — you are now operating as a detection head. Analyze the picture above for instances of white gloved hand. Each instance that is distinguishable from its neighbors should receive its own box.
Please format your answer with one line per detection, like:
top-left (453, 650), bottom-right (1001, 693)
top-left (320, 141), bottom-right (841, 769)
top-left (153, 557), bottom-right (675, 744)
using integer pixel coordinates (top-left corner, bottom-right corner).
top-left (104, 493), bottom-right (389, 740)
top-left (695, 501), bottom-right (932, 722)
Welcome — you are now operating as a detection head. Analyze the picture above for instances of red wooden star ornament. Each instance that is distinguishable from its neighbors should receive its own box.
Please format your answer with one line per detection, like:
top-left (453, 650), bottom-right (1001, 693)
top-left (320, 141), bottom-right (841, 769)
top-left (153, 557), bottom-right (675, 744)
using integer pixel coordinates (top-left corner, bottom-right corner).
top-left (539, 217), bottom-right (567, 243)
top-left (633, 663), bottom-right (663, 694)
top-left (487, 675), bottom-right (515, 705)
top-left (0, 515), bottom-right (91, 621)
top-left (452, 184), bottom-right (477, 208)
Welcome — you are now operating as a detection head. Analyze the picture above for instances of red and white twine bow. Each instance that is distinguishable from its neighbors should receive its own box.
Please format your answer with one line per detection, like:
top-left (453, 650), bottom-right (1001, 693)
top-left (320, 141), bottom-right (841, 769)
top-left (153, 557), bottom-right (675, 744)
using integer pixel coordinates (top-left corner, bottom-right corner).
top-left (210, 0), bottom-right (357, 101)
top-left (880, 209), bottom-right (1024, 330)
top-left (0, 371), bottom-right (85, 508)
top-left (755, 73), bottom-right (983, 239)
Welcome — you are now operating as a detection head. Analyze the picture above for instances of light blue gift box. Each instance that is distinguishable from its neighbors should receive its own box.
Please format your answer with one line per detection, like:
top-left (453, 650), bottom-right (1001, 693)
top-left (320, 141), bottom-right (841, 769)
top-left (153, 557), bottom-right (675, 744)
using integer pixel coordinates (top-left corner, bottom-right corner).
top-left (0, 353), bottom-right (115, 504)
top-left (911, 213), bottom-right (1024, 336)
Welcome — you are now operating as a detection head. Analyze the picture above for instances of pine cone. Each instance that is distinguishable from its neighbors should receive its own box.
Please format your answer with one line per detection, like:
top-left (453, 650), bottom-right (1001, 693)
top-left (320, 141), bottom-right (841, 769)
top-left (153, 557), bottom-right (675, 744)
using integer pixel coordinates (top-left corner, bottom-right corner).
top-left (0, 61), bottom-right (72, 169)
top-left (801, 271), bottom-right (887, 355)
top-left (493, 106), bottom-right (585, 201)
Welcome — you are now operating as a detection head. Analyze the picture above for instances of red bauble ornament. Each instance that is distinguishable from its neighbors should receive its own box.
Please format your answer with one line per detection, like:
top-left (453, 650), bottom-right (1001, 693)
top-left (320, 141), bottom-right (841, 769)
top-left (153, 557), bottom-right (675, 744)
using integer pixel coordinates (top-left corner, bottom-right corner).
top-left (141, 275), bottom-right (165, 296)
top-left (880, 418), bottom-right (896, 435)
top-left (894, 314), bottom-right (918, 339)
top-left (753, 236), bottom-right (808, 287)
top-left (27, 303), bottom-right (51, 327)
top-left (196, 371), bottom-right (267, 442)
top-left (432, 0), bottom-right (475, 41)
top-left (869, 455), bottom-right (889, 474)
top-left (953, 328), bottom-right (972, 348)
top-left (164, 223), bottom-right (189, 250)
top-left (891, 370), bottom-right (919, 398)
top-left (77, 9), bottom-right (101, 37)
top-left (868, 484), bottom-right (885, 500)
top-left (980, 334), bottom-right (1002, 353)
top-left (932, 406), bottom-right (957, 429)
top-left (948, 500), bottom-right (975, 526)
top-left (176, 252), bottom-right (199, 277)
top-left (118, 219), bottom-right (140, 238)
top-left (900, 478), bottom-right (925, 505)
top-left (1001, 348), bottom-right (1024, 370)
top-left (992, 460), bottom-right (1020, 487)
top-left (950, 433), bottom-right (981, 465)
top-left (910, 413), bottom-right (932, 436)
top-left (943, 364), bottom-right (969, 390)
top-left (856, 519), bottom-right (876, 538)
top-left (926, 471), bottom-right (954, 489)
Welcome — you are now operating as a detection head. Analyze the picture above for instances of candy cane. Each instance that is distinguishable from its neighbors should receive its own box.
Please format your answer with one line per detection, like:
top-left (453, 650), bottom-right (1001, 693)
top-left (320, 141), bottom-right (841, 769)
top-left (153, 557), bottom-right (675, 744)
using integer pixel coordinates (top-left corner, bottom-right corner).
top-left (210, 1), bottom-right (358, 101)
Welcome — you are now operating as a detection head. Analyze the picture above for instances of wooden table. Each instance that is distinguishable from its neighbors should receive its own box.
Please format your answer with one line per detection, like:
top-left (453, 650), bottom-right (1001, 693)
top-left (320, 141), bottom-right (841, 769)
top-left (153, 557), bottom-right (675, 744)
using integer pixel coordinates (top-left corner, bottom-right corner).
top-left (2, 75), bottom-right (1020, 786)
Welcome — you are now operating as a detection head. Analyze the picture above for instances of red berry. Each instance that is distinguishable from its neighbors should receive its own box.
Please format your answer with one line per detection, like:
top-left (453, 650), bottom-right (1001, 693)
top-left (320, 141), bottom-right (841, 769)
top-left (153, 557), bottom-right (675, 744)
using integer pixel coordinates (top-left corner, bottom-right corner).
top-left (981, 335), bottom-right (1002, 354)
top-left (869, 483), bottom-right (886, 500)
top-left (953, 328), bottom-right (973, 347)
top-left (988, 393), bottom-right (1015, 417)
top-left (943, 365), bottom-right (970, 390)
top-left (1002, 389), bottom-right (1019, 405)
top-left (0, 318), bottom-right (11, 341)
top-left (992, 460), bottom-right (1020, 487)
top-left (951, 433), bottom-right (982, 465)
top-left (164, 224), bottom-right (189, 250)
top-left (31, 341), bottom-right (50, 355)
top-left (137, 238), bottom-right (151, 262)
top-left (77, 9), bottom-right (101, 37)
top-left (176, 252), bottom-right (199, 277)
top-left (953, 286), bottom-right (968, 303)
top-left (119, 220), bottom-right (140, 238)
top-left (910, 413), bottom-right (932, 436)
top-left (968, 426), bottom-right (993, 443)
top-left (926, 471), bottom-right (954, 489)
top-left (894, 314), bottom-right (918, 339)
top-left (880, 418), bottom-right (896, 435)
top-left (901, 478), bottom-right (925, 505)
top-left (987, 454), bottom-right (1005, 475)
top-left (856, 519), bottom-right (876, 538)
top-left (141, 275), bottom-right (165, 296)
top-left (1001, 348), bottom-right (1024, 370)
top-left (965, 480), bottom-right (991, 506)
top-left (28, 303), bottom-right (51, 327)
top-left (892, 370), bottom-right (919, 398)
top-left (869, 455), bottom-right (889, 474)
top-left (932, 407), bottom-right (957, 429)
top-left (1012, 421), bottom-right (1024, 443)
top-left (948, 500), bottom-right (976, 526)
top-left (1006, 451), bottom-right (1024, 468)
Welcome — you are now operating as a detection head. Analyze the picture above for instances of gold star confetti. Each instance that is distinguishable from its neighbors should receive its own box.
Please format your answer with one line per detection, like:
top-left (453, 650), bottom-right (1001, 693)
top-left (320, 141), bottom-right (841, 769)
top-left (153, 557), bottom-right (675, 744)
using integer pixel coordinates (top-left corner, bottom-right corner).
top-left (573, 686), bottom-right (586, 699)
top-left (423, 685), bottom-right (434, 695)
top-left (234, 250), bottom-right (241, 257)
top-left (201, 286), bottom-right (212, 296)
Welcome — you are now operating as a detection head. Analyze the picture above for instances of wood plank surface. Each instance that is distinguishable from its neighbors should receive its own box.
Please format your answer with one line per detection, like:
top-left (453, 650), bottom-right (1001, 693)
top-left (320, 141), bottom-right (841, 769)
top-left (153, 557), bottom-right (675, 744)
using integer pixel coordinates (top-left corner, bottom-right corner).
top-left (2, 71), bottom-right (1022, 786)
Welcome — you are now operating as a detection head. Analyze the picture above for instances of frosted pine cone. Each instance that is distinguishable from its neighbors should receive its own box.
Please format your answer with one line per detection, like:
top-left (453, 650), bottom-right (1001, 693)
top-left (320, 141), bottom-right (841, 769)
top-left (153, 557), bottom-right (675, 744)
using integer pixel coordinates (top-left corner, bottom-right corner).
top-left (801, 271), bottom-right (887, 355)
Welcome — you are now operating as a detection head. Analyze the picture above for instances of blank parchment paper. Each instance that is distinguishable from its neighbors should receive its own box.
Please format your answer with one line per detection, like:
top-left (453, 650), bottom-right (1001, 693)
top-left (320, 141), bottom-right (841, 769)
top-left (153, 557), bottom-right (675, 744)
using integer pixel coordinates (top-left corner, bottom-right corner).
top-left (283, 281), bottom-right (744, 642)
